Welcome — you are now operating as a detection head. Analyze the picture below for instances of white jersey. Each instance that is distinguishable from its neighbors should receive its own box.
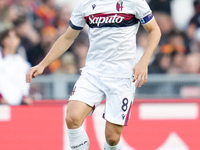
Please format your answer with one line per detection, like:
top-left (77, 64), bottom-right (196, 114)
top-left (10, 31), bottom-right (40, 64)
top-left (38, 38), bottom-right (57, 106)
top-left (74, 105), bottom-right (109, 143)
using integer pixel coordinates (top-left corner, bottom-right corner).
top-left (69, 0), bottom-right (153, 78)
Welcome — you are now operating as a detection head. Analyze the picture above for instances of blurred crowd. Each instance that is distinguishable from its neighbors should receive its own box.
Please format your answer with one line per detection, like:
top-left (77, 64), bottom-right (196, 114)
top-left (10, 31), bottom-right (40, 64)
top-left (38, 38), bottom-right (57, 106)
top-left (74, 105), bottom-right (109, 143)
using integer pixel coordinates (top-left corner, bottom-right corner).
top-left (0, 0), bottom-right (200, 104)
top-left (139, 0), bottom-right (200, 74)
top-left (0, 0), bottom-right (88, 76)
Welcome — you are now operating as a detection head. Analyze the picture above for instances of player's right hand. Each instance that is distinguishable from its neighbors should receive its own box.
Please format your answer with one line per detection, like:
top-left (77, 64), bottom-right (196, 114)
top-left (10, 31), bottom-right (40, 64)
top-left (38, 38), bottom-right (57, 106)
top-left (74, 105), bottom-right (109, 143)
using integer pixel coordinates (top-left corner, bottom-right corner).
top-left (26, 65), bottom-right (44, 83)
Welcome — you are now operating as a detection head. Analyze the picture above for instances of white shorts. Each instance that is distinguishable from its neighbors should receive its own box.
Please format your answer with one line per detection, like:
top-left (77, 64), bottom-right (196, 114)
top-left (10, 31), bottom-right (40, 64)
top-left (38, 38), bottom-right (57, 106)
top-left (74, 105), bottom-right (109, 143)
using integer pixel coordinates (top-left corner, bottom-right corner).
top-left (69, 72), bottom-right (135, 126)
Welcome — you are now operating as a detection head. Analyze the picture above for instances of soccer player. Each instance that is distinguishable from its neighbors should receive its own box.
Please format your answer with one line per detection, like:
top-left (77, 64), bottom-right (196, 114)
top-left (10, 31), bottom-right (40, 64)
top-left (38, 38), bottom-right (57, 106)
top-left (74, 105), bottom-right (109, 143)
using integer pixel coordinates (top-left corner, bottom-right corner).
top-left (26, 0), bottom-right (161, 149)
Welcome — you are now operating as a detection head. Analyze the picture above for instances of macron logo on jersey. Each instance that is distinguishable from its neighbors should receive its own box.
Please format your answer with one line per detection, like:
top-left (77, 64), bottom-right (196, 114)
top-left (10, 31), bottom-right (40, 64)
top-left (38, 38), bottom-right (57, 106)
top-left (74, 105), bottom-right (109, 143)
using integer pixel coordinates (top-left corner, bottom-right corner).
top-left (84, 13), bottom-right (139, 28)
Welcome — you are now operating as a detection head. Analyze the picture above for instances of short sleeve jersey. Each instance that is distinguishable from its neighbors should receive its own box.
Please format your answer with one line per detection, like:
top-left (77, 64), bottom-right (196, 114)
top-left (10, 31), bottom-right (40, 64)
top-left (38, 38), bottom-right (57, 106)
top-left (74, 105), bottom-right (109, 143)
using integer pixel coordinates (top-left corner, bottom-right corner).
top-left (70, 0), bottom-right (153, 78)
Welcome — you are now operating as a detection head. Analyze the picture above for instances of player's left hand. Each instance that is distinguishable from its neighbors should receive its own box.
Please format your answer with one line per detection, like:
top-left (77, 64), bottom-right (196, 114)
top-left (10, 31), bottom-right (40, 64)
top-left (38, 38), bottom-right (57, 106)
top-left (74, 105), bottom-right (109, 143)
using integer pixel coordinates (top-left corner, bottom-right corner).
top-left (132, 62), bottom-right (148, 87)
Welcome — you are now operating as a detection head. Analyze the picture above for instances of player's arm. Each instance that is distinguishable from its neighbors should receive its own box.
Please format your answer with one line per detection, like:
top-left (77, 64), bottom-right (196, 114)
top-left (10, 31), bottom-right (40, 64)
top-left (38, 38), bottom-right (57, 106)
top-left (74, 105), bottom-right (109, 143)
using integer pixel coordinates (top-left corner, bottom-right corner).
top-left (133, 18), bottom-right (161, 87)
top-left (26, 26), bottom-right (80, 83)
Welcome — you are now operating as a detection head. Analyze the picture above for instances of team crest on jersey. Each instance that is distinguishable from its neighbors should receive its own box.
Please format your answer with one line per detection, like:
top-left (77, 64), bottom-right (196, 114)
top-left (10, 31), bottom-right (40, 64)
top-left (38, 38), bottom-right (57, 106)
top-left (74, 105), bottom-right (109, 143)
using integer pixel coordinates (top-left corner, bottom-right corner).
top-left (116, 0), bottom-right (123, 12)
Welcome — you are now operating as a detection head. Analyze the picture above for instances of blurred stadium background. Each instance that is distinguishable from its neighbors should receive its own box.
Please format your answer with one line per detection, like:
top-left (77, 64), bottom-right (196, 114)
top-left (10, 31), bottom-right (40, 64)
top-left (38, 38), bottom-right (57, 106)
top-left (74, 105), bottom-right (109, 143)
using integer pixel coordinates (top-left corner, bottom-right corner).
top-left (0, 0), bottom-right (200, 150)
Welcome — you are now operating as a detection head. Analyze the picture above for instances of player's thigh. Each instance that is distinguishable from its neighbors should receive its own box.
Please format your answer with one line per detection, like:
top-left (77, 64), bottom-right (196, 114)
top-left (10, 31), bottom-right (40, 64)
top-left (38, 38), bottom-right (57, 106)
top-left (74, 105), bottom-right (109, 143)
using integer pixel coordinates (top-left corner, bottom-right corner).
top-left (103, 77), bottom-right (135, 126)
top-left (66, 100), bottom-right (93, 128)
top-left (69, 72), bottom-right (105, 109)
top-left (105, 121), bottom-right (124, 145)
